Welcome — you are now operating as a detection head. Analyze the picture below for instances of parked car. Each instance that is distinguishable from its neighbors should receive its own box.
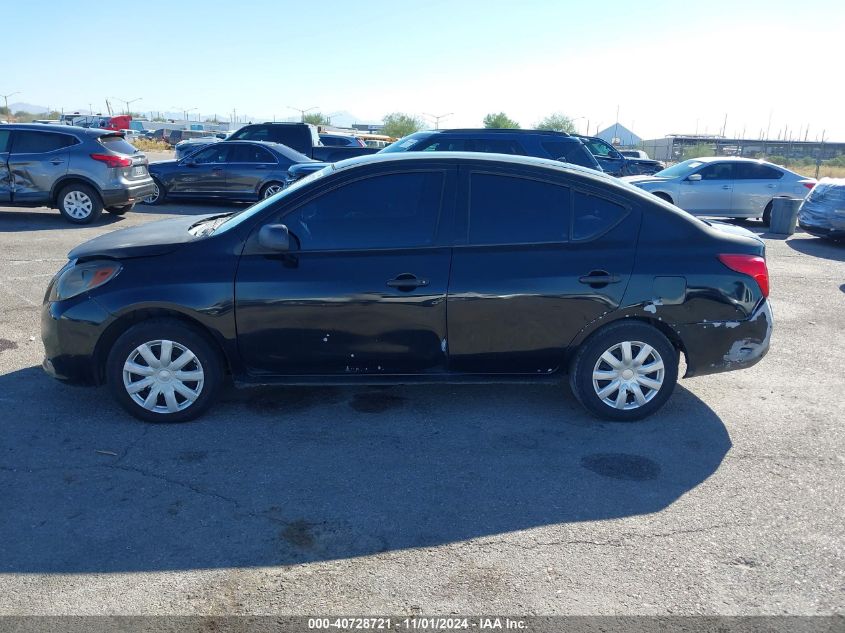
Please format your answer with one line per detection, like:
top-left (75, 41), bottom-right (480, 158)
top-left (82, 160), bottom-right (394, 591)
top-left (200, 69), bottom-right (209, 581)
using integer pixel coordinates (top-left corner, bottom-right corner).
top-left (798, 177), bottom-right (845, 240)
top-left (319, 133), bottom-right (366, 147)
top-left (623, 157), bottom-right (816, 225)
top-left (42, 152), bottom-right (772, 424)
top-left (287, 128), bottom-right (603, 183)
top-left (228, 122), bottom-right (377, 162)
top-left (143, 140), bottom-right (315, 204)
top-left (620, 149), bottom-right (650, 160)
top-left (0, 124), bottom-right (153, 223)
top-left (575, 135), bottom-right (664, 176)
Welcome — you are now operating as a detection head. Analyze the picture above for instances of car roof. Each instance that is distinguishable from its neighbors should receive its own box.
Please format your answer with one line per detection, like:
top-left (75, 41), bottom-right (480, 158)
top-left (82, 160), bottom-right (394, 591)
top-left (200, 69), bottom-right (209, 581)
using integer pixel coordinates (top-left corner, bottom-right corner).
top-left (426, 128), bottom-right (572, 137)
top-left (225, 139), bottom-right (314, 162)
top-left (333, 151), bottom-right (614, 181)
top-left (687, 156), bottom-right (781, 164)
top-left (1, 123), bottom-right (111, 136)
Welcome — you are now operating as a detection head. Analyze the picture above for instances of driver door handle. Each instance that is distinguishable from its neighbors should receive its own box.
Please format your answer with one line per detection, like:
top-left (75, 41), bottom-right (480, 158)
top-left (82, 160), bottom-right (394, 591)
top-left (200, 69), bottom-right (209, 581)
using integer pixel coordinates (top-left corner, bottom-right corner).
top-left (386, 273), bottom-right (429, 291)
top-left (579, 271), bottom-right (621, 286)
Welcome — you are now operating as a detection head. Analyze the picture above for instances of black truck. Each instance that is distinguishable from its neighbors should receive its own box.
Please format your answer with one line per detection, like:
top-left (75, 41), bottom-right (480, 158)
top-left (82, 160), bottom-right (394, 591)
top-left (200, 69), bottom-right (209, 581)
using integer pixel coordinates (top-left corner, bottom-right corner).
top-left (227, 123), bottom-right (377, 162)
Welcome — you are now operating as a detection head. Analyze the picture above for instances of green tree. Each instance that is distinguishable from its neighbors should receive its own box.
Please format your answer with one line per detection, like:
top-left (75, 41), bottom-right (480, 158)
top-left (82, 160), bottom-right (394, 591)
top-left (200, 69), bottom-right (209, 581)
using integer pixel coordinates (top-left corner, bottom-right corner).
top-left (303, 112), bottom-right (332, 126)
top-left (382, 112), bottom-right (425, 138)
top-left (682, 143), bottom-right (716, 159)
top-left (535, 112), bottom-right (576, 133)
top-left (483, 112), bottom-right (520, 129)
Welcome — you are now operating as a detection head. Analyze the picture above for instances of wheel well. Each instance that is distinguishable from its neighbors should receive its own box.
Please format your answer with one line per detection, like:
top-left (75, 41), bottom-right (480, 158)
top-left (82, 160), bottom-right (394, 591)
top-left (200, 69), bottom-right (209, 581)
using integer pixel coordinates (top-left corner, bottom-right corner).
top-left (93, 308), bottom-right (231, 384)
top-left (51, 176), bottom-right (103, 206)
top-left (570, 315), bottom-right (688, 371)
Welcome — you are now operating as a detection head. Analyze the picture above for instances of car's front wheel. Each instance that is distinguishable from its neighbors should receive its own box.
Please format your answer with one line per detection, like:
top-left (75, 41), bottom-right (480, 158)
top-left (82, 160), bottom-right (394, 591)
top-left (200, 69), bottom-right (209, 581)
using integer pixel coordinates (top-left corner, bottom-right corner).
top-left (106, 319), bottom-right (223, 423)
top-left (57, 183), bottom-right (103, 224)
top-left (569, 321), bottom-right (678, 421)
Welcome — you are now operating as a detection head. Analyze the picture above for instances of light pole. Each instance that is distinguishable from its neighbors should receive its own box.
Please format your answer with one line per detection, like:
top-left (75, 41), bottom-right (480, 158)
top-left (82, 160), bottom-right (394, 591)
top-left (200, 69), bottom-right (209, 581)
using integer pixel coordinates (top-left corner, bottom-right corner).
top-left (172, 107), bottom-right (197, 122)
top-left (288, 105), bottom-right (319, 122)
top-left (2, 91), bottom-right (20, 117)
top-left (423, 112), bottom-right (453, 130)
top-left (114, 97), bottom-right (142, 115)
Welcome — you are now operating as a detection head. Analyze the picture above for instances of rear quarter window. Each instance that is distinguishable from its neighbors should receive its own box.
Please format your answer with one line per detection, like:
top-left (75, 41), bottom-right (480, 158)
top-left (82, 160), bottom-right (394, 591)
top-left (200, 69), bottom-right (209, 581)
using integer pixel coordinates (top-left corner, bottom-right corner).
top-left (572, 191), bottom-right (629, 241)
top-left (98, 135), bottom-right (137, 155)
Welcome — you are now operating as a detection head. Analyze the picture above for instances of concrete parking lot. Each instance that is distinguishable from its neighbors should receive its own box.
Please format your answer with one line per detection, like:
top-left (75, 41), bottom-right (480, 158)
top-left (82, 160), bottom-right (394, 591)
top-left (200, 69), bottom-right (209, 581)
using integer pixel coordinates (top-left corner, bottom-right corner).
top-left (0, 201), bottom-right (842, 615)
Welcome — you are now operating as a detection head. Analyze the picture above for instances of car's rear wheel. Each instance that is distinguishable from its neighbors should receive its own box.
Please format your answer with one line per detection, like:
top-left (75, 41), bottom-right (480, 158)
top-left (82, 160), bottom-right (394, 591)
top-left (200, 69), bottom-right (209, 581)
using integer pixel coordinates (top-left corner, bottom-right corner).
top-left (106, 203), bottom-right (135, 215)
top-left (261, 181), bottom-right (285, 199)
top-left (143, 178), bottom-right (166, 205)
top-left (57, 183), bottom-right (103, 224)
top-left (762, 201), bottom-right (773, 226)
top-left (569, 321), bottom-right (678, 421)
top-left (106, 319), bottom-right (223, 423)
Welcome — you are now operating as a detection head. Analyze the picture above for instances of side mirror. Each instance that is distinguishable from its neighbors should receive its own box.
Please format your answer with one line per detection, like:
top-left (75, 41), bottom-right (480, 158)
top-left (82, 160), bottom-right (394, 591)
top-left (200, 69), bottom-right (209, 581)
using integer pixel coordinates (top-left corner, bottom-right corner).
top-left (687, 173), bottom-right (702, 181)
top-left (258, 223), bottom-right (292, 252)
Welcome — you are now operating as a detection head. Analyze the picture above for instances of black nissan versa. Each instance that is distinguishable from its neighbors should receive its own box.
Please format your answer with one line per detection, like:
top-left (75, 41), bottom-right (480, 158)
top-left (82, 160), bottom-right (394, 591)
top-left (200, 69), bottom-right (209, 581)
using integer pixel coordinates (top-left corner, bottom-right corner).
top-left (41, 153), bottom-right (772, 423)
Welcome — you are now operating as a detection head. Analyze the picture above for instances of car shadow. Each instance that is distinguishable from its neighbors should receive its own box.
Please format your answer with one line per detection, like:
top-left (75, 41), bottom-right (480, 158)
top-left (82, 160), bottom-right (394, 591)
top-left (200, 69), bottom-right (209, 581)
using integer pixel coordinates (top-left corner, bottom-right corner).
top-left (133, 200), bottom-right (247, 217)
top-left (0, 366), bottom-right (731, 573)
top-left (0, 209), bottom-right (125, 232)
top-left (786, 236), bottom-right (845, 261)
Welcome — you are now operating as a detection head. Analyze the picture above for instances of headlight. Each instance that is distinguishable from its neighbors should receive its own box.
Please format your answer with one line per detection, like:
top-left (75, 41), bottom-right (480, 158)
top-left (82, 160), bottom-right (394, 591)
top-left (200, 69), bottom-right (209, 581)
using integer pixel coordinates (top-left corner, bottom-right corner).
top-left (51, 260), bottom-right (122, 301)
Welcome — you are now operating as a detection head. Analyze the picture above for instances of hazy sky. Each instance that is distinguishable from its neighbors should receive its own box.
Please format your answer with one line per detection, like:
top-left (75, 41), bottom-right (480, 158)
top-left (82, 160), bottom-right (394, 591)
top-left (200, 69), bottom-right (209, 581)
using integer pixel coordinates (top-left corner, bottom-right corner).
top-left (5, 0), bottom-right (844, 140)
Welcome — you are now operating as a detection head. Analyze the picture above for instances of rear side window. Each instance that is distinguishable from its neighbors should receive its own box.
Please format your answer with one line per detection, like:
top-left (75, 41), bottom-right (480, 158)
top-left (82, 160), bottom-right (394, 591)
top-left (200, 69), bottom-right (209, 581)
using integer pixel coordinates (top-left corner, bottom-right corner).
top-left (0, 130), bottom-right (9, 152)
top-left (11, 131), bottom-right (77, 153)
top-left (469, 173), bottom-right (570, 245)
top-left (230, 126), bottom-right (271, 141)
top-left (98, 135), bottom-right (137, 155)
top-left (229, 144), bottom-right (277, 164)
top-left (734, 163), bottom-right (783, 180)
top-left (572, 191), bottom-right (628, 241)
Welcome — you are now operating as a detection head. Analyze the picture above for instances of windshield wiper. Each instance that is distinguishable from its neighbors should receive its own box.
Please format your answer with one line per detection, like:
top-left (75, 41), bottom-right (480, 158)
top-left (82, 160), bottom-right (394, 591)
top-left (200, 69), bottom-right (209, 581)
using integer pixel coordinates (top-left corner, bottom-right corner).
top-left (189, 214), bottom-right (232, 237)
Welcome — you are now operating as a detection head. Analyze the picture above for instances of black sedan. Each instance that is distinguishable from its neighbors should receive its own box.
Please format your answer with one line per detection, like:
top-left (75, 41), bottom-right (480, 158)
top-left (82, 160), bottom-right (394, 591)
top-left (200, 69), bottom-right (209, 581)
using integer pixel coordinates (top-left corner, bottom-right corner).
top-left (42, 152), bottom-right (772, 423)
top-left (144, 140), bottom-right (314, 204)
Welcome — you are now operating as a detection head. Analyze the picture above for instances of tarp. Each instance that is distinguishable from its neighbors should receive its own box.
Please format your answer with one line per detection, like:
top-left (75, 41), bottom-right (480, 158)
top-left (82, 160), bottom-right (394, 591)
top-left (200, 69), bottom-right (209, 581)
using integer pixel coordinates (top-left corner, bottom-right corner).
top-left (798, 178), bottom-right (845, 231)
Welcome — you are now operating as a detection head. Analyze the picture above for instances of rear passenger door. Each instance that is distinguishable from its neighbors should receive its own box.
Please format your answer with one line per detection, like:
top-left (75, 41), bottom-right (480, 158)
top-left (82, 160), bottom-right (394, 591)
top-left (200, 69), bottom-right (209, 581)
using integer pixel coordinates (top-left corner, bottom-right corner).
top-left (7, 130), bottom-right (74, 204)
top-left (224, 143), bottom-right (279, 199)
top-left (0, 129), bottom-right (10, 203)
top-left (731, 162), bottom-right (783, 216)
top-left (446, 165), bottom-right (640, 374)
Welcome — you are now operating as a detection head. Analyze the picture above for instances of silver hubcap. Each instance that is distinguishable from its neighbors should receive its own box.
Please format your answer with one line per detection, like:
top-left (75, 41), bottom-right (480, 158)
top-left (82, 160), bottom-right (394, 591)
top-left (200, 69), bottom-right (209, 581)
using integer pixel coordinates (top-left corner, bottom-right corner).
top-left (123, 339), bottom-right (204, 414)
top-left (63, 191), bottom-right (93, 219)
top-left (144, 183), bottom-right (160, 204)
top-left (264, 184), bottom-right (283, 198)
top-left (592, 341), bottom-right (665, 410)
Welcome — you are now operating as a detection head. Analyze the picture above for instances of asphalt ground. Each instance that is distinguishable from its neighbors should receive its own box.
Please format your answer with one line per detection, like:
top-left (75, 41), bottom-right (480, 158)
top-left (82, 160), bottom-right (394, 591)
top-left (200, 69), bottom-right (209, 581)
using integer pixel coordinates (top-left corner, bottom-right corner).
top-left (0, 199), bottom-right (842, 615)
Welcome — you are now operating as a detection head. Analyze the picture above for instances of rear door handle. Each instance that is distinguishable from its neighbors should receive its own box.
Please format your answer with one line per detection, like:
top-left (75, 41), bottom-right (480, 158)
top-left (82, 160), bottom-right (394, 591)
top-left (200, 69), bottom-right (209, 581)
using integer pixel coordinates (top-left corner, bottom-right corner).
top-left (579, 271), bottom-right (621, 285)
top-left (49, 159), bottom-right (64, 165)
top-left (386, 273), bottom-right (429, 291)
top-left (721, 185), bottom-right (731, 190)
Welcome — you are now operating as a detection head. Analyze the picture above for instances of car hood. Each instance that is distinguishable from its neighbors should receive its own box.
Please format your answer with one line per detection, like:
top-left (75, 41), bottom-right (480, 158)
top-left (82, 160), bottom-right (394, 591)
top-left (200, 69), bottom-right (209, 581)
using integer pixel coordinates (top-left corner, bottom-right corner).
top-left (621, 175), bottom-right (668, 185)
top-left (68, 214), bottom-right (220, 260)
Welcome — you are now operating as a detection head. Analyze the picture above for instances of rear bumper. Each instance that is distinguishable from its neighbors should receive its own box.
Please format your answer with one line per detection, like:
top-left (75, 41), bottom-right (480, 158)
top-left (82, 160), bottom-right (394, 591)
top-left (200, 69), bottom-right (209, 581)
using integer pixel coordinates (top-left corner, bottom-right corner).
top-left (799, 221), bottom-right (845, 239)
top-left (676, 300), bottom-right (772, 378)
top-left (101, 180), bottom-right (155, 207)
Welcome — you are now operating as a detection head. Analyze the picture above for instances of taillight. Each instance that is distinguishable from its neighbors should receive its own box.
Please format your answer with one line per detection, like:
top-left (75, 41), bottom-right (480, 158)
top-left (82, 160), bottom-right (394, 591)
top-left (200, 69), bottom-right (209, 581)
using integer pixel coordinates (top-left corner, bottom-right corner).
top-left (90, 153), bottom-right (132, 168)
top-left (803, 182), bottom-right (815, 190)
top-left (718, 254), bottom-right (769, 298)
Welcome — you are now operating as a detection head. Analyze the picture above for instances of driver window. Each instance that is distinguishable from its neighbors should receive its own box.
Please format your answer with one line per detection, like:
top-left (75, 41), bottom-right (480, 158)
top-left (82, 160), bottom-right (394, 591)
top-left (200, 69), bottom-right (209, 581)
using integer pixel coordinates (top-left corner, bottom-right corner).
top-left (698, 163), bottom-right (733, 180)
top-left (192, 145), bottom-right (229, 164)
top-left (279, 171), bottom-right (444, 251)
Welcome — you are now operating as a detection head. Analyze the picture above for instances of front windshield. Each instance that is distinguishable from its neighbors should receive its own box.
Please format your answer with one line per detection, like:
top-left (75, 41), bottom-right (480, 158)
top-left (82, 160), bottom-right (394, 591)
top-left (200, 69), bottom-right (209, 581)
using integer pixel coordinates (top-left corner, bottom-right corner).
top-left (378, 131), bottom-right (432, 153)
top-left (654, 159), bottom-right (704, 179)
top-left (213, 165), bottom-right (334, 234)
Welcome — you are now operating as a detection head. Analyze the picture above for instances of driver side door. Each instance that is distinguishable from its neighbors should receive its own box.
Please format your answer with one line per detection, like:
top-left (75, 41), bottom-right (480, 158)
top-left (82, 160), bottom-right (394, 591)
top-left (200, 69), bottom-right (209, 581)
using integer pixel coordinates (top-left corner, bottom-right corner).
top-left (168, 144), bottom-right (230, 196)
top-left (678, 162), bottom-right (734, 216)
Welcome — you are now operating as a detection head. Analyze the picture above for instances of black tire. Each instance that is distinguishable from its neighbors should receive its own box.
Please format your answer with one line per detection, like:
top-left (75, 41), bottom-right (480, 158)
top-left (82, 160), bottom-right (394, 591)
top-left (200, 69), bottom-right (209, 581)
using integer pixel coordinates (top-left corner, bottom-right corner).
top-left (260, 181), bottom-right (286, 199)
top-left (653, 192), bottom-right (673, 204)
top-left (106, 319), bottom-right (223, 423)
top-left (57, 183), bottom-right (103, 224)
top-left (762, 201), bottom-right (773, 227)
top-left (569, 321), bottom-right (678, 422)
top-left (106, 203), bottom-right (135, 215)
top-left (143, 178), bottom-right (166, 205)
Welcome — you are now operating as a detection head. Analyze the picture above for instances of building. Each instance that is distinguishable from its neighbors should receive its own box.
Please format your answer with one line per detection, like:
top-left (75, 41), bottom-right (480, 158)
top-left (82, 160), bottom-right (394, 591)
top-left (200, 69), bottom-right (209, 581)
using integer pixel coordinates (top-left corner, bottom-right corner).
top-left (641, 135), bottom-right (845, 163)
top-left (595, 123), bottom-right (641, 147)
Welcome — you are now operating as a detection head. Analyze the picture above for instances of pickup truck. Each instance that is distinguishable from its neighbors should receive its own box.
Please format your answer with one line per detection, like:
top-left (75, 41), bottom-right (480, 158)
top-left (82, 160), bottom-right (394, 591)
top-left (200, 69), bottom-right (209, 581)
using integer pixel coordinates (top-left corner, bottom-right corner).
top-left (227, 122), bottom-right (377, 162)
top-left (574, 135), bottom-right (664, 176)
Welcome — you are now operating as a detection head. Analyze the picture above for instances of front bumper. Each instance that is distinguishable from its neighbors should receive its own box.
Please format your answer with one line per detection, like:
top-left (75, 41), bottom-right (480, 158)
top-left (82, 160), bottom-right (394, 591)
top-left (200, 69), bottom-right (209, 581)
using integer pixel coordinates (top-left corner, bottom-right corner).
top-left (676, 299), bottom-right (772, 378)
top-left (101, 180), bottom-right (155, 207)
top-left (41, 294), bottom-right (113, 385)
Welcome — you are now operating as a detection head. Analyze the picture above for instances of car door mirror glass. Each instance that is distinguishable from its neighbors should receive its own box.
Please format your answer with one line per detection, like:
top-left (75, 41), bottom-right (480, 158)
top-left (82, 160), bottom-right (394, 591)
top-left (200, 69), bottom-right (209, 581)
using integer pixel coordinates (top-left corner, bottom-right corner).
top-left (687, 173), bottom-right (702, 181)
top-left (258, 223), bottom-right (292, 252)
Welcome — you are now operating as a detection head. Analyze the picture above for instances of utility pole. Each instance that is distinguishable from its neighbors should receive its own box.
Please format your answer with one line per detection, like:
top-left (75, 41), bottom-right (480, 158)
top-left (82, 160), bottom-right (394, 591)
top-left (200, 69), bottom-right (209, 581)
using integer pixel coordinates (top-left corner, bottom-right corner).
top-left (423, 112), bottom-right (453, 130)
top-left (288, 105), bottom-right (318, 122)
top-left (114, 96), bottom-right (142, 115)
top-left (1, 91), bottom-right (20, 116)
top-left (815, 130), bottom-right (826, 179)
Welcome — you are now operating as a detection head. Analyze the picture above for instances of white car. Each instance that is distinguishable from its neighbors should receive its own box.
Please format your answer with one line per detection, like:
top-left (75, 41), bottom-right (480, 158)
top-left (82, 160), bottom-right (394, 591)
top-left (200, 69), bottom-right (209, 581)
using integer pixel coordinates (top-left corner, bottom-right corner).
top-left (623, 157), bottom-right (816, 225)
top-left (620, 149), bottom-right (650, 159)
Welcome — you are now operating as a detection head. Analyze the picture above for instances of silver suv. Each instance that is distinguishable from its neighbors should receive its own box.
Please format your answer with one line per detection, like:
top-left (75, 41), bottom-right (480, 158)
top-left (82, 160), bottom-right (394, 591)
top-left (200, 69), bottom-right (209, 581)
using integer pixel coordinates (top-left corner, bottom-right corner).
top-left (0, 124), bottom-right (154, 224)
